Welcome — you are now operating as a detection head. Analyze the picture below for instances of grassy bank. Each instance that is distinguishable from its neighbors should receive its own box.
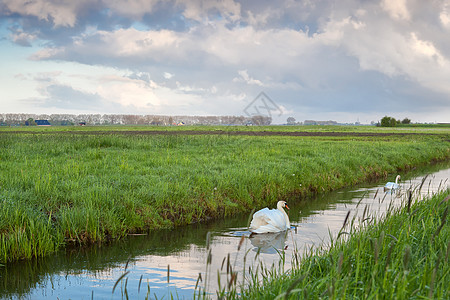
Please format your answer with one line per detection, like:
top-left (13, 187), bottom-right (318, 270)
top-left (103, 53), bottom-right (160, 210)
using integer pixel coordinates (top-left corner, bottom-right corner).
top-left (239, 189), bottom-right (450, 299)
top-left (0, 126), bottom-right (449, 262)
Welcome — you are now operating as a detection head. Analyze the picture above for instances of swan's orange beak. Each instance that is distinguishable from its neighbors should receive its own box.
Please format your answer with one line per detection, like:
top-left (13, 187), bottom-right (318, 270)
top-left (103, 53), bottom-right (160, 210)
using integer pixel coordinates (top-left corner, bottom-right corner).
top-left (285, 204), bottom-right (290, 210)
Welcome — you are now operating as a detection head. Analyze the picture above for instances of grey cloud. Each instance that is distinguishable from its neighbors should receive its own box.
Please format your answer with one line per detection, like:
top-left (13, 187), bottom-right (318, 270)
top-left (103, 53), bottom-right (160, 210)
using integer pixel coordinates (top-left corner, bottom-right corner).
top-left (11, 32), bottom-right (33, 46)
top-left (3, 0), bottom-right (450, 121)
top-left (126, 71), bottom-right (152, 83)
top-left (280, 75), bottom-right (449, 115)
top-left (39, 84), bottom-right (105, 110)
top-left (1, 0), bottom-right (238, 42)
top-left (21, 83), bottom-right (140, 114)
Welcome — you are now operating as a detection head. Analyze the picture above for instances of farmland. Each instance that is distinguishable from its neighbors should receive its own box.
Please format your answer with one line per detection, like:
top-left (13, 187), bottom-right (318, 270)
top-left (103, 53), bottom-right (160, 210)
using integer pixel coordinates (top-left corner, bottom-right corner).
top-left (0, 125), bottom-right (449, 262)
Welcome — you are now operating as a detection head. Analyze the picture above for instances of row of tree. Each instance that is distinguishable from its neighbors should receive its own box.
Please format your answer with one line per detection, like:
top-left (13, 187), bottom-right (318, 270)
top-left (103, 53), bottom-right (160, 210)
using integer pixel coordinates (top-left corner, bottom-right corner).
top-left (379, 116), bottom-right (411, 127)
top-left (0, 113), bottom-right (272, 126)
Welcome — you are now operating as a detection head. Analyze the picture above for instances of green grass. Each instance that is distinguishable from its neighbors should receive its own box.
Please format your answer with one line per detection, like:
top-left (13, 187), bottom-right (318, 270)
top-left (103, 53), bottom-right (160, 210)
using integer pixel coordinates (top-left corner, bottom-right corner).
top-left (0, 126), bottom-right (449, 262)
top-left (239, 189), bottom-right (450, 299)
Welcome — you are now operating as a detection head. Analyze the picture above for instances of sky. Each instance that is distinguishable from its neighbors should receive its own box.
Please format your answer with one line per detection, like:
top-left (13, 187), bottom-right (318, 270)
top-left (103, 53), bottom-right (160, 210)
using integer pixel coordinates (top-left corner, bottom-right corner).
top-left (1, 0), bottom-right (450, 124)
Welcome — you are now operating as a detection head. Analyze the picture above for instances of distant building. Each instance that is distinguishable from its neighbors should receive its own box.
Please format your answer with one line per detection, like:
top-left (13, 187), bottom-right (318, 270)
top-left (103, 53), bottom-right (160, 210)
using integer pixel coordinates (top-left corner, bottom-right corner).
top-left (35, 120), bottom-right (51, 126)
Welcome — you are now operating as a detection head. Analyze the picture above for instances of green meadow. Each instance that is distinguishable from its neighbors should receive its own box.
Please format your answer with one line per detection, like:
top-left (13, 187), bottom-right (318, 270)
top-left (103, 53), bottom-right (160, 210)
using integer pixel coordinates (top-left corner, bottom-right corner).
top-left (0, 126), bottom-right (449, 262)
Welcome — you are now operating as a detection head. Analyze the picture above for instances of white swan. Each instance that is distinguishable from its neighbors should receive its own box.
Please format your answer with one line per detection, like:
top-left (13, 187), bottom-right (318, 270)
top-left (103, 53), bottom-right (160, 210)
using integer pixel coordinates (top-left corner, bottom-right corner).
top-left (384, 175), bottom-right (401, 192)
top-left (250, 201), bottom-right (290, 234)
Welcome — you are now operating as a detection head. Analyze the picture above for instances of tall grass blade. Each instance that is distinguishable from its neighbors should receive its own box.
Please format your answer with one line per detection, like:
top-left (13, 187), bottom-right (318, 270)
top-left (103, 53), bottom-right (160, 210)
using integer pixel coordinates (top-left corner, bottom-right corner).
top-left (138, 274), bottom-right (143, 293)
top-left (112, 271), bottom-right (130, 294)
top-left (432, 206), bottom-right (448, 242)
top-left (167, 264), bottom-right (170, 283)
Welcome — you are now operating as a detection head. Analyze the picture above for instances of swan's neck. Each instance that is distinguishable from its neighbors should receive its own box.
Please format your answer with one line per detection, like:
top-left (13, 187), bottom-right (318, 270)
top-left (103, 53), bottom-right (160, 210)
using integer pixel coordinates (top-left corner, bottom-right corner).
top-left (395, 176), bottom-right (400, 184)
top-left (277, 206), bottom-right (290, 227)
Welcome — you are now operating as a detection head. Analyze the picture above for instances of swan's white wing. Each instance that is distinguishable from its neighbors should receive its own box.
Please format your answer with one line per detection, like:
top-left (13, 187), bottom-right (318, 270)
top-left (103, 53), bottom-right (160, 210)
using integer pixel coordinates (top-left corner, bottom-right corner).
top-left (384, 182), bottom-right (399, 190)
top-left (384, 182), bottom-right (393, 189)
top-left (250, 208), bottom-right (287, 233)
top-left (384, 182), bottom-right (400, 194)
top-left (249, 208), bottom-right (271, 229)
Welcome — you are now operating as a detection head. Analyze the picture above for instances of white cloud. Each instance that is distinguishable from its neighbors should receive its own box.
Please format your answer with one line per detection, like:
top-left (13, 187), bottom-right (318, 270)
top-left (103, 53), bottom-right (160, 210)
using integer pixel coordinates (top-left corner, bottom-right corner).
top-left (164, 72), bottom-right (174, 79)
top-left (10, 29), bottom-right (37, 46)
top-left (104, 0), bottom-right (160, 19)
top-left (233, 70), bottom-right (263, 86)
top-left (30, 47), bottom-right (64, 60)
top-left (1, 0), bottom-right (89, 27)
top-left (1, 0), bottom-right (244, 27)
top-left (315, 6), bottom-right (450, 97)
top-left (101, 28), bottom-right (181, 57)
top-left (441, 4), bottom-right (450, 28)
top-left (381, 0), bottom-right (410, 21)
top-left (2, 0), bottom-right (450, 122)
top-left (178, 0), bottom-right (241, 22)
top-left (97, 77), bottom-right (161, 108)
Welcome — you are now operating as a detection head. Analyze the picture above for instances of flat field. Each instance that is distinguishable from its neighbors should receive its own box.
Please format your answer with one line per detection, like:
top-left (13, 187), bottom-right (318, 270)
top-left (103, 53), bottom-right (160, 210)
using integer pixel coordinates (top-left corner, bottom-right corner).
top-left (0, 125), bottom-right (449, 262)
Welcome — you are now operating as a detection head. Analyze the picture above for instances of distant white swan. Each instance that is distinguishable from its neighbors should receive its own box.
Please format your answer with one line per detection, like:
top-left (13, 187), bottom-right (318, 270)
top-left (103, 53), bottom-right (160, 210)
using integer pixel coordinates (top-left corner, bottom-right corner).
top-left (384, 175), bottom-right (401, 192)
top-left (250, 201), bottom-right (290, 234)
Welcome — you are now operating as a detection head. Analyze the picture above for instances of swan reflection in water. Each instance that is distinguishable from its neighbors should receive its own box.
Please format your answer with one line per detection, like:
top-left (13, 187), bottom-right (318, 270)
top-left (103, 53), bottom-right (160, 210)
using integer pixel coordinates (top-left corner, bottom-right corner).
top-left (249, 231), bottom-right (288, 254)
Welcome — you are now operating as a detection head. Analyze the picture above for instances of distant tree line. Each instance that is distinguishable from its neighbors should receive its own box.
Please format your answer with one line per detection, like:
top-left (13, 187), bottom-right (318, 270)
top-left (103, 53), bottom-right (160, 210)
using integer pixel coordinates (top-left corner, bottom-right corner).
top-left (0, 113), bottom-right (272, 126)
top-left (378, 116), bottom-right (411, 127)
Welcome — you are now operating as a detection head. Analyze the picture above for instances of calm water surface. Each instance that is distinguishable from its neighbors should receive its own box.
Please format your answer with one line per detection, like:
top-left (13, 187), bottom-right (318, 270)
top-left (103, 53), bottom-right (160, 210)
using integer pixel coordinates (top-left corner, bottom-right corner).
top-left (1, 162), bottom-right (449, 299)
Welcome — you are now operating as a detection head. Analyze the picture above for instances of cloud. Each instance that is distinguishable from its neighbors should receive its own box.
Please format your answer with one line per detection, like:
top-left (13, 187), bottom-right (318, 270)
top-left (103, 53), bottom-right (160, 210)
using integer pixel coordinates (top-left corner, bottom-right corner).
top-left (233, 70), bottom-right (263, 86)
top-left (24, 71), bottom-right (119, 112)
top-left (34, 83), bottom-right (106, 110)
top-left (1, 0), bottom-right (242, 29)
top-left (1, 0), bottom-right (90, 27)
top-left (441, 4), bottom-right (450, 28)
top-left (318, 4), bottom-right (450, 98)
top-left (163, 72), bottom-right (174, 79)
top-left (96, 74), bottom-right (162, 108)
top-left (10, 28), bottom-right (37, 46)
top-left (178, 0), bottom-right (241, 22)
top-left (381, 0), bottom-right (410, 21)
top-left (105, 0), bottom-right (161, 20)
top-left (2, 0), bottom-right (450, 122)
top-left (25, 70), bottom-right (228, 115)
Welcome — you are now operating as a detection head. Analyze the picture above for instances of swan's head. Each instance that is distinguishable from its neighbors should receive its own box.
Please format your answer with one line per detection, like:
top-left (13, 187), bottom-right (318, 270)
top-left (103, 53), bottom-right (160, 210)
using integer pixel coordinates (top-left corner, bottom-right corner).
top-left (277, 200), bottom-right (289, 210)
top-left (395, 175), bottom-right (401, 183)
